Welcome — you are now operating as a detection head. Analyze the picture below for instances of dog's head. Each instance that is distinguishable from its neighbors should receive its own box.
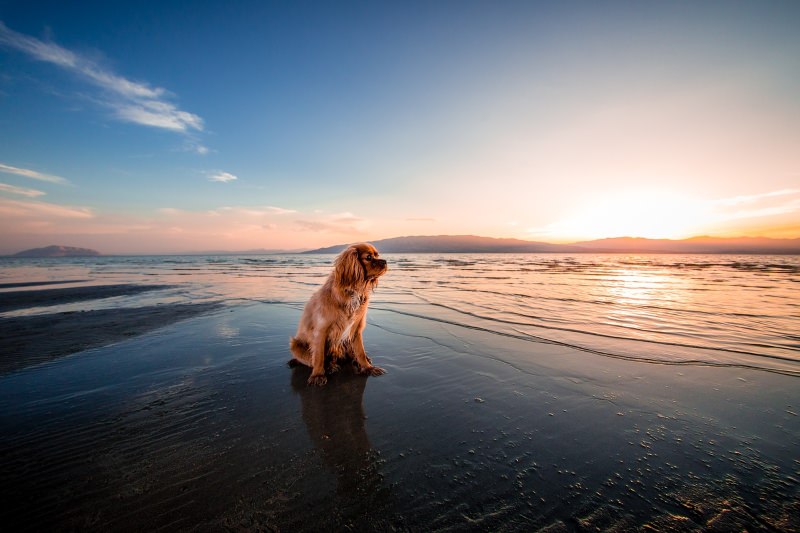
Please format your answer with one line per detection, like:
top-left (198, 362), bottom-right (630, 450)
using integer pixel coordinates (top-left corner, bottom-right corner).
top-left (333, 243), bottom-right (387, 288)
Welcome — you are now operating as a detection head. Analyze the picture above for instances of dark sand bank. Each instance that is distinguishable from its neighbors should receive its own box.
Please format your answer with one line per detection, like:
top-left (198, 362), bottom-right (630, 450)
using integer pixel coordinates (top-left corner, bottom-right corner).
top-left (1, 304), bottom-right (798, 531)
top-left (0, 302), bottom-right (223, 374)
top-left (0, 279), bottom-right (90, 289)
top-left (0, 283), bottom-right (174, 312)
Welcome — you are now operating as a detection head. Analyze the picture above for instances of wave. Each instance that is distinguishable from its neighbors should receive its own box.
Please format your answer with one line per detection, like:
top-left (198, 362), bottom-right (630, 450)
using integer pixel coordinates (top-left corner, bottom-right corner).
top-left (5, 253), bottom-right (797, 375)
top-left (369, 305), bottom-right (800, 378)
top-left (399, 295), bottom-right (799, 364)
top-left (423, 284), bottom-right (775, 320)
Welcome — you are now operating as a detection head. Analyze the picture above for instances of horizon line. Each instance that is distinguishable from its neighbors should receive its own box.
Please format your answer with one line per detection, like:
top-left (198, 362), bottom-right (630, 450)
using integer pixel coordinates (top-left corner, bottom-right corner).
top-left (5, 233), bottom-right (799, 257)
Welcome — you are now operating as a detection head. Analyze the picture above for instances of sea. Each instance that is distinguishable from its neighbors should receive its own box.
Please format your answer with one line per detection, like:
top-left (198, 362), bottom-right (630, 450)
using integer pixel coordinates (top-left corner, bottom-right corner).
top-left (1, 253), bottom-right (798, 376)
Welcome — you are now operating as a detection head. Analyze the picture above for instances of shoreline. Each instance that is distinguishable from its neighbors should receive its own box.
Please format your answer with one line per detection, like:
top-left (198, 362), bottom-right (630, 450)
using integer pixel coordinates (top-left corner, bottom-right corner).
top-left (1, 301), bottom-right (797, 531)
top-left (0, 298), bottom-right (223, 374)
top-left (0, 283), bottom-right (175, 313)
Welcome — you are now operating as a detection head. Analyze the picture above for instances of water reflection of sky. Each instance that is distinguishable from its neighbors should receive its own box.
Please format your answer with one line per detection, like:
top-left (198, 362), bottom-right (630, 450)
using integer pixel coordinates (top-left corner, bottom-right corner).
top-left (1, 254), bottom-right (798, 368)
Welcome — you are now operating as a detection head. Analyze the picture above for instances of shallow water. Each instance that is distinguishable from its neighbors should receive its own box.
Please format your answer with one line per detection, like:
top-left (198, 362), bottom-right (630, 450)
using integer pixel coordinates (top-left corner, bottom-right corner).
top-left (1, 253), bottom-right (799, 530)
top-left (2, 253), bottom-right (798, 375)
top-left (1, 304), bottom-right (797, 531)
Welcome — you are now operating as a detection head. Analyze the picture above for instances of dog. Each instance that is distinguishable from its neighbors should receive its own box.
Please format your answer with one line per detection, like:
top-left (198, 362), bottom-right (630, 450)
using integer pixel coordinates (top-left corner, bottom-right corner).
top-left (289, 243), bottom-right (388, 386)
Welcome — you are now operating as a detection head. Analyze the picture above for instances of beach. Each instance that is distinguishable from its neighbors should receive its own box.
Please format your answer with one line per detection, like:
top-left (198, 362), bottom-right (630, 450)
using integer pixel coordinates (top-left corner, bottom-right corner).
top-left (1, 255), bottom-right (798, 531)
top-left (0, 283), bottom-right (221, 374)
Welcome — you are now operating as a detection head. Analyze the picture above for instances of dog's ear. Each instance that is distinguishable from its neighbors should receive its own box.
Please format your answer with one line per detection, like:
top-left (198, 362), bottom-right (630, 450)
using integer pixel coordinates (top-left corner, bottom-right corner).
top-left (334, 246), bottom-right (364, 288)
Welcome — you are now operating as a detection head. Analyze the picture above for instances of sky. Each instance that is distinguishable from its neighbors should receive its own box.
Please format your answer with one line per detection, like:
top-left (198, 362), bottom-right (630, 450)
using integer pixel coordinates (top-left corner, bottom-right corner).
top-left (1, 1), bottom-right (799, 254)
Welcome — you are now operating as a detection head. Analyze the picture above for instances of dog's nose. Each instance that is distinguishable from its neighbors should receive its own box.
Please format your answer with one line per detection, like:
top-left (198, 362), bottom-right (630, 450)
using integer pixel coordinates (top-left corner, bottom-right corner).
top-left (376, 259), bottom-right (387, 268)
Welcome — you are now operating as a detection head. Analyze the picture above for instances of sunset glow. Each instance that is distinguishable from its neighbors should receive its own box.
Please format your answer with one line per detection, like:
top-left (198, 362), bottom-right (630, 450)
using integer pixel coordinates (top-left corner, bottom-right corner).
top-left (1, 3), bottom-right (799, 254)
top-left (531, 190), bottom-right (709, 241)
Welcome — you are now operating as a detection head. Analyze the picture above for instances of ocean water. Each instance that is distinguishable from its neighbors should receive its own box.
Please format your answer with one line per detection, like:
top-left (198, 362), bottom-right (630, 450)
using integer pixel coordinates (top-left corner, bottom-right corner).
top-left (1, 253), bottom-right (798, 375)
top-left (2, 253), bottom-right (799, 530)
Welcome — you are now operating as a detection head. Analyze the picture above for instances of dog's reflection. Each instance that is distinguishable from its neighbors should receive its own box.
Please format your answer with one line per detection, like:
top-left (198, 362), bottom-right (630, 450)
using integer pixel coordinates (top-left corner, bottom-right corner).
top-left (290, 364), bottom-right (386, 499)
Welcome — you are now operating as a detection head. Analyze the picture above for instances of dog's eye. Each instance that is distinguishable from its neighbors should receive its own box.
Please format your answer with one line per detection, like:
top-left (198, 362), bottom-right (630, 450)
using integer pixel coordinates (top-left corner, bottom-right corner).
top-left (365, 254), bottom-right (373, 261)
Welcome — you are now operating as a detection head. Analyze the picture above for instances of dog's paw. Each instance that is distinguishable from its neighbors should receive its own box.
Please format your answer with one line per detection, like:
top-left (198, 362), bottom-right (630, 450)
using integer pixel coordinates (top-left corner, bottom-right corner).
top-left (359, 365), bottom-right (386, 377)
top-left (353, 355), bottom-right (373, 368)
top-left (307, 374), bottom-right (328, 387)
top-left (327, 362), bottom-right (341, 374)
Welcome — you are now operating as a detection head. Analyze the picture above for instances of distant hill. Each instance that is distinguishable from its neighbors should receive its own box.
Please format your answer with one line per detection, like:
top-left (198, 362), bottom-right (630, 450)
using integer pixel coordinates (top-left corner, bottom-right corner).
top-left (12, 245), bottom-right (101, 258)
top-left (304, 235), bottom-right (800, 254)
top-left (573, 236), bottom-right (800, 254)
top-left (304, 235), bottom-right (585, 254)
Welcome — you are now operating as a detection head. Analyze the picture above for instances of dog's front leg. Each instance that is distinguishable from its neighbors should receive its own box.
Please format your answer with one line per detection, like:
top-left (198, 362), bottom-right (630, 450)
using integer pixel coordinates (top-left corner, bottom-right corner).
top-left (308, 331), bottom-right (328, 386)
top-left (352, 319), bottom-right (385, 377)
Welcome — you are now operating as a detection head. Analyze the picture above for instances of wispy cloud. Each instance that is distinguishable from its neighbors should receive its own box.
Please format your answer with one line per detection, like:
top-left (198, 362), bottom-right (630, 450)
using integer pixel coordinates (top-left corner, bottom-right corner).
top-left (0, 21), bottom-right (203, 133)
top-left (332, 212), bottom-right (365, 224)
top-left (0, 201), bottom-right (378, 254)
top-left (209, 171), bottom-right (238, 183)
top-left (208, 205), bottom-right (296, 216)
top-left (295, 212), bottom-right (368, 234)
top-left (169, 204), bottom-right (365, 235)
top-left (266, 206), bottom-right (297, 215)
top-left (711, 188), bottom-right (800, 221)
top-left (158, 207), bottom-right (184, 215)
top-left (179, 140), bottom-right (210, 155)
top-left (114, 101), bottom-right (203, 132)
top-left (0, 182), bottom-right (45, 197)
top-left (0, 198), bottom-right (93, 218)
top-left (713, 188), bottom-right (800, 208)
top-left (0, 162), bottom-right (70, 185)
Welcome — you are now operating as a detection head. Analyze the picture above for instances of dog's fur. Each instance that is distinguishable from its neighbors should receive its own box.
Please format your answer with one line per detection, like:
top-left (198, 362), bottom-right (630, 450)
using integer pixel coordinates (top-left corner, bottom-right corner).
top-left (289, 243), bottom-right (388, 386)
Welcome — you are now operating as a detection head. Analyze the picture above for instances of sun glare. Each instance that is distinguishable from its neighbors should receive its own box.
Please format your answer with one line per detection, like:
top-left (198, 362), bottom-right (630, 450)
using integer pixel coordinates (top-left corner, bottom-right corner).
top-left (538, 190), bottom-right (708, 241)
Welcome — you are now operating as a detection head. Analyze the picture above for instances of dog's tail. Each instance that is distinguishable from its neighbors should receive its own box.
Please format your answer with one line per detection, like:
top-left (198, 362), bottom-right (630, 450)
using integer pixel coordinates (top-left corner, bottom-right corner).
top-left (288, 337), bottom-right (310, 367)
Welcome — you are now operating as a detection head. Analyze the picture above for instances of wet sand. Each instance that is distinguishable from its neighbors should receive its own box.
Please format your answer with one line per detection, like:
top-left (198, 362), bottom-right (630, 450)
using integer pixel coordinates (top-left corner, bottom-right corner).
top-left (0, 283), bottom-right (178, 312)
top-left (0, 302), bottom-right (223, 374)
top-left (1, 302), bottom-right (798, 531)
top-left (0, 282), bottom-right (222, 374)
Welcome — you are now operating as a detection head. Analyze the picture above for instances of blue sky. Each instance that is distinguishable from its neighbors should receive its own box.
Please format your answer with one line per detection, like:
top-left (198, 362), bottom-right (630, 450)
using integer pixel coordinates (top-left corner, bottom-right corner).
top-left (2, 1), bottom-right (799, 253)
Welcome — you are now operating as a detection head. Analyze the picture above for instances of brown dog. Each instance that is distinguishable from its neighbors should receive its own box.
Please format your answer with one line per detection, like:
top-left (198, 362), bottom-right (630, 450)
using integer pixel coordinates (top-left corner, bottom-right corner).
top-left (289, 243), bottom-right (388, 386)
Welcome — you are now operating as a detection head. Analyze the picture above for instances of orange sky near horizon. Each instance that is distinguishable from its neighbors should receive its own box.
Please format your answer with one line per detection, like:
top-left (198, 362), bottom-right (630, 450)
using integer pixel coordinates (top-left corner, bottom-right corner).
top-left (1, 185), bottom-right (799, 254)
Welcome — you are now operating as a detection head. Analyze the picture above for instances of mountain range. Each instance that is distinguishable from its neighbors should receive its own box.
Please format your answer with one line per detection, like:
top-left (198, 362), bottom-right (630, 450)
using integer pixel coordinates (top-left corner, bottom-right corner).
top-left (7, 235), bottom-right (800, 257)
top-left (11, 245), bottom-right (101, 258)
top-left (304, 235), bottom-right (800, 255)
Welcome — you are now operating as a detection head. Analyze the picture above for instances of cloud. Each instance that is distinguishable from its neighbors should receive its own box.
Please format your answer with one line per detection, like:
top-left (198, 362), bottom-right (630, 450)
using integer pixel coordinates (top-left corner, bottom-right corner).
top-left (0, 162), bottom-right (70, 184)
top-left (0, 182), bottom-right (45, 197)
top-left (332, 212), bottom-right (366, 224)
top-left (713, 188), bottom-right (800, 208)
top-left (295, 220), bottom-right (332, 232)
top-left (180, 140), bottom-right (209, 155)
top-left (0, 197), bottom-right (93, 218)
top-left (0, 201), bottom-right (381, 254)
top-left (712, 188), bottom-right (800, 221)
top-left (294, 211), bottom-right (368, 235)
top-left (208, 172), bottom-right (238, 183)
top-left (229, 207), bottom-right (269, 217)
top-left (0, 21), bottom-right (203, 134)
top-left (266, 206), bottom-right (297, 215)
top-left (209, 205), bottom-right (296, 217)
top-left (114, 101), bottom-right (203, 132)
